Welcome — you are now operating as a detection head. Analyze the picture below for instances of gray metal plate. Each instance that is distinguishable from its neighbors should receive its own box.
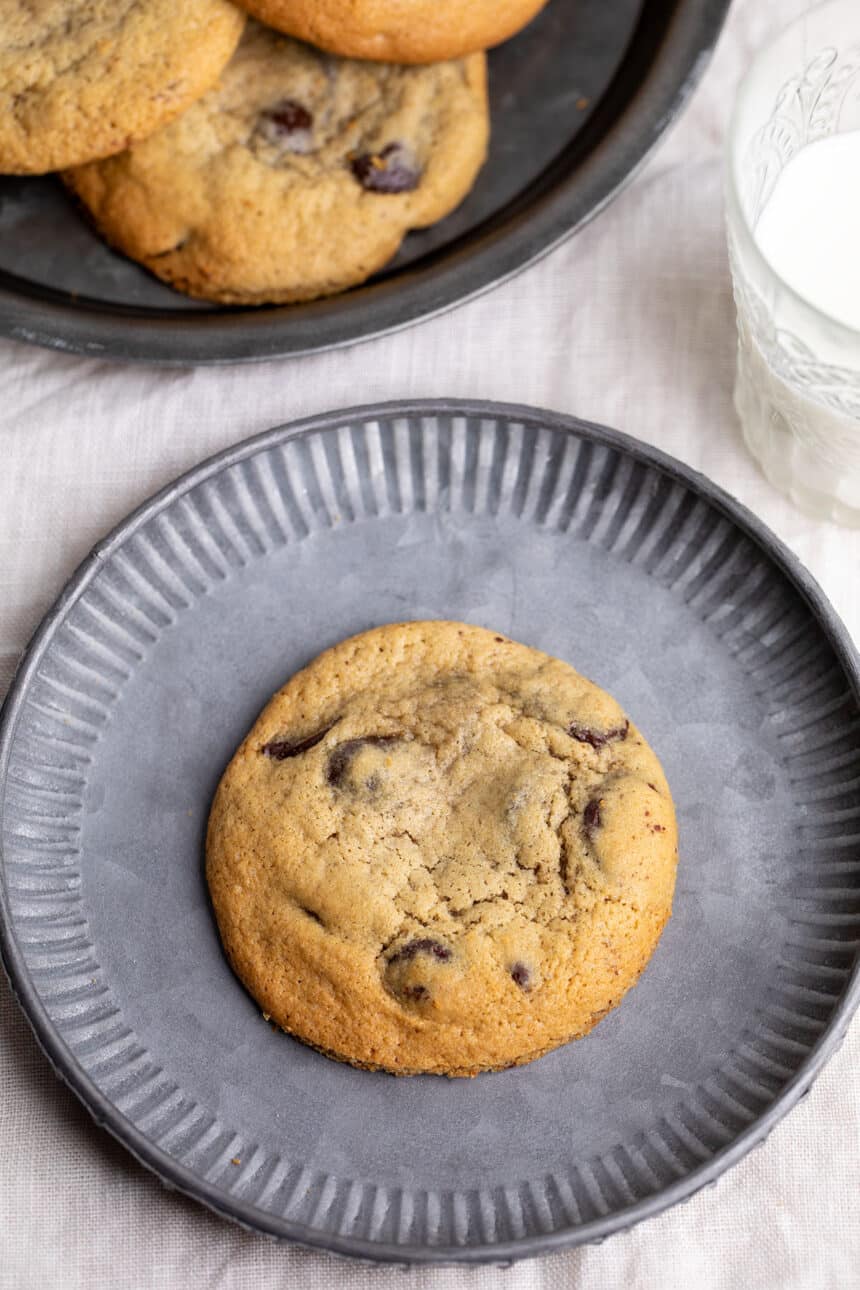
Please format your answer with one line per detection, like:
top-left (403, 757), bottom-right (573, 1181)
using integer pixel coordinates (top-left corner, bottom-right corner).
top-left (0, 0), bottom-right (730, 363)
top-left (1, 400), bottom-right (859, 1265)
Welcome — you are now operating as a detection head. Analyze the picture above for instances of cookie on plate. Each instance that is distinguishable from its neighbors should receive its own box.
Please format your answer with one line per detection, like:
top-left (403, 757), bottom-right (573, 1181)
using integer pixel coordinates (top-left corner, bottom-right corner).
top-left (0, 0), bottom-right (245, 174)
top-left (206, 621), bottom-right (678, 1077)
top-left (231, 0), bottom-right (550, 63)
top-left (64, 23), bottom-right (489, 305)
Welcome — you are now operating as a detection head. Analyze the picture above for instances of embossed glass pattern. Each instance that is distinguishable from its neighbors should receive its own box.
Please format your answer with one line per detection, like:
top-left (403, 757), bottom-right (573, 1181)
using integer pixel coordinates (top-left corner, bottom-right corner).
top-left (725, 0), bottom-right (860, 525)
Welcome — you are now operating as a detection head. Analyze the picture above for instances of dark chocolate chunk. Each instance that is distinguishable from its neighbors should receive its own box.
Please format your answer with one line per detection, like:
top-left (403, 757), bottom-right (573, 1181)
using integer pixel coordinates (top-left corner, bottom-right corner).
top-left (510, 962), bottom-right (531, 991)
top-left (583, 797), bottom-right (602, 835)
top-left (568, 719), bottom-right (629, 750)
top-left (388, 937), bottom-right (452, 965)
top-left (262, 723), bottom-right (334, 760)
top-left (256, 99), bottom-right (314, 152)
top-left (326, 735), bottom-right (398, 788)
top-left (350, 142), bottom-right (420, 193)
top-left (401, 984), bottom-right (429, 1002)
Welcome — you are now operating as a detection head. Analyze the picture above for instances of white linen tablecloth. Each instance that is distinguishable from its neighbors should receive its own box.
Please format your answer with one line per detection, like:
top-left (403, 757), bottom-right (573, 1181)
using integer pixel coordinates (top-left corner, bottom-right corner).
top-left (1, 0), bottom-right (858, 1285)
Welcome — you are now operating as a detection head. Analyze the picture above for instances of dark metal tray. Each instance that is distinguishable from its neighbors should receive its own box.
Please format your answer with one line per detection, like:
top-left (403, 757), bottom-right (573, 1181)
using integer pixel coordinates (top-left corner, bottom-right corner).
top-left (0, 0), bottom-right (730, 364)
top-left (2, 400), bottom-right (858, 1265)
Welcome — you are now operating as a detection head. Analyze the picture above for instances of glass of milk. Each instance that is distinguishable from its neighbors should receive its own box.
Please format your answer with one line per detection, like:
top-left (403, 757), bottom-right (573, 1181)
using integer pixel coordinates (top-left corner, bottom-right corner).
top-left (726, 0), bottom-right (860, 525)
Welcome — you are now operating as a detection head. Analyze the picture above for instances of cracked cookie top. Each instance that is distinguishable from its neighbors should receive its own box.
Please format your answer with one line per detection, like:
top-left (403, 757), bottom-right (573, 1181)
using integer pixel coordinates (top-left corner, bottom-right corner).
top-left (0, 0), bottom-right (244, 174)
top-left (206, 621), bottom-right (678, 1076)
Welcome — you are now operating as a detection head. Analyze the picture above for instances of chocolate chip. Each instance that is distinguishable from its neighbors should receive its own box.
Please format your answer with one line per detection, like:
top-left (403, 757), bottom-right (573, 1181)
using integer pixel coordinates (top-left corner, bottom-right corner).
top-left (385, 938), bottom-right (451, 1008)
top-left (568, 719), bottom-right (629, 750)
top-left (583, 797), bottom-right (602, 835)
top-left (388, 937), bottom-right (452, 965)
top-left (256, 99), bottom-right (314, 153)
top-left (262, 723), bottom-right (335, 760)
top-left (326, 735), bottom-right (398, 788)
top-left (299, 905), bottom-right (324, 926)
top-left (510, 962), bottom-right (531, 991)
top-left (350, 143), bottom-right (420, 193)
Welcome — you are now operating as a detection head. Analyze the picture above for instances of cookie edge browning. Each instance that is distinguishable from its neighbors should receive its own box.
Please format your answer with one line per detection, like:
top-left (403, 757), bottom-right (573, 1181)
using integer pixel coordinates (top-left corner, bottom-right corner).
top-left (209, 883), bottom-right (674, 1076)
top-left (0, 0), bottom-right (245, 174)
top-left (205, 621), bottom-right (678, 1076)
top-left (62, 50), bottom-right (489, 305)
top-left (233, 0), bottom-right (550, 63)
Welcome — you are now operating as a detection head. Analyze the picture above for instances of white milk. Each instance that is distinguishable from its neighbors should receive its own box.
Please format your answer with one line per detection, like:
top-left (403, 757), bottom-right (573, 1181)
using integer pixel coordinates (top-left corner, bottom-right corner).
top-left (754, 132), bottom-right (860, 331)
top-left (729, 131), bottom-right (860, 523)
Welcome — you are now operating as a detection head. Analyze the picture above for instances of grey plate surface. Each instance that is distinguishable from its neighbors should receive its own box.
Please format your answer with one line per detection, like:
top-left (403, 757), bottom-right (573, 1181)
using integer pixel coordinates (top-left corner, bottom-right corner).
top-left (0, 0), bottom-right (730, 364)
top-left (1, 400), bottom-right (859, 1265)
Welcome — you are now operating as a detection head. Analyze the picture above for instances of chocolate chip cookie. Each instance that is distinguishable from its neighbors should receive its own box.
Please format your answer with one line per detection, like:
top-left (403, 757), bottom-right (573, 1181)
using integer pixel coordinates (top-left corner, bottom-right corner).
top-left (232, 0), bottom-right (551, 63)
top-left (64, 23), bottom-right (489, 304)
top-left (0, 0), bottom-right (245, 174)
top-left (206, 622), bottom-right (678, 1077)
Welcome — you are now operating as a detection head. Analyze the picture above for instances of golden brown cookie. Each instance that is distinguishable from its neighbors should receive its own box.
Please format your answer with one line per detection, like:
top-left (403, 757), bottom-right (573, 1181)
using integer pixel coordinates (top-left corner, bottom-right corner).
top-left (64, 23), bottom-right (489, 305)
top-left (233, 0), bottom-right (550, 63)
top-left (206, 622), bottom-right (678, 1077)
top-left (0, 0), bottom-right (245, 174)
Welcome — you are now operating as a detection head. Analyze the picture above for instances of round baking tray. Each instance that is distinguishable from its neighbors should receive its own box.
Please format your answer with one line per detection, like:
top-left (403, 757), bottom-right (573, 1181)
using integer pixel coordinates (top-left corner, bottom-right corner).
top-left (0, 0), bottom-right (730, 364)
top-left (1, 399), bottom-right (859, 1264)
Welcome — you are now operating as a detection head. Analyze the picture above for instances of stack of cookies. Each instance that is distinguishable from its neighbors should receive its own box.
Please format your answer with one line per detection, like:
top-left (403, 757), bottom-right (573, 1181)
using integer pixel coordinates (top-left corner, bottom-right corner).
top-left (1, 0), bottom-right (550, 304)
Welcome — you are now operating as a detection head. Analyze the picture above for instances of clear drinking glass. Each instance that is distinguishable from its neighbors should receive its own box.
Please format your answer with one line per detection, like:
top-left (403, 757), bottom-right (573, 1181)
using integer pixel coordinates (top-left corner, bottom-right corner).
top-left (725, 0), bottom-right (860, 526)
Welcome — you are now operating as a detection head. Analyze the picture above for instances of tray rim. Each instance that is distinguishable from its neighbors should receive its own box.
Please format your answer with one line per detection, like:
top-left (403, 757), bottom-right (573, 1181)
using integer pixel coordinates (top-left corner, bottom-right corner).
top-left (0, 0), bottom-right (731, 367)
top-left (1, 397), bottom-right (859, 1266)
